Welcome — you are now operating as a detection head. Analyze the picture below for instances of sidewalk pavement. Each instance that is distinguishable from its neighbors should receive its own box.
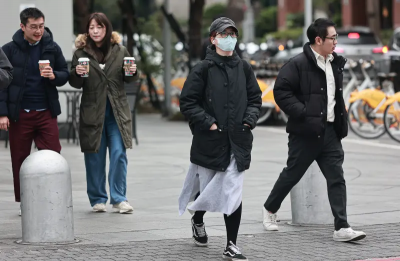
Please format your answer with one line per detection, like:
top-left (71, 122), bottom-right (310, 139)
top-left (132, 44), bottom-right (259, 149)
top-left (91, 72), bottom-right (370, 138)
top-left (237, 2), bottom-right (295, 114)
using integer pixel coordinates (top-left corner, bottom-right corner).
top-left (0, 114), bottom-right (399, 261)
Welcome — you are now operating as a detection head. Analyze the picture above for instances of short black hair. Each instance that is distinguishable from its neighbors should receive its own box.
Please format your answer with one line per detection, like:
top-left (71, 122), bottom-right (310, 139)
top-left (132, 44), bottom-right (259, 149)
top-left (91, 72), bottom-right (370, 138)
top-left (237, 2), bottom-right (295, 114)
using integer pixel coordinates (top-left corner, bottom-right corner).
top-left (20, 7), bottom-right (45, 25)
top-left (306, 18), bottom-right (336, 44)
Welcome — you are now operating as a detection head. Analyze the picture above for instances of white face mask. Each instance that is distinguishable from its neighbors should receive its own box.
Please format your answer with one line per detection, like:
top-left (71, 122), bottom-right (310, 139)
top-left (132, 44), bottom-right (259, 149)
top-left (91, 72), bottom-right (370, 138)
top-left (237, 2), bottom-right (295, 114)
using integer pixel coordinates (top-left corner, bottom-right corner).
top-left (216, 36), bottom-right (237, 51)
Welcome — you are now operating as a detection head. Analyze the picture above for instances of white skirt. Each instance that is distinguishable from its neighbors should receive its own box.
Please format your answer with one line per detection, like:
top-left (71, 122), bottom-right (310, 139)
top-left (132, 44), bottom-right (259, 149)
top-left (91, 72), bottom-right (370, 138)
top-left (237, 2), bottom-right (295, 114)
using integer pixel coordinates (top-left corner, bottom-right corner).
top-left (178, 154), bottom-right (244, 216)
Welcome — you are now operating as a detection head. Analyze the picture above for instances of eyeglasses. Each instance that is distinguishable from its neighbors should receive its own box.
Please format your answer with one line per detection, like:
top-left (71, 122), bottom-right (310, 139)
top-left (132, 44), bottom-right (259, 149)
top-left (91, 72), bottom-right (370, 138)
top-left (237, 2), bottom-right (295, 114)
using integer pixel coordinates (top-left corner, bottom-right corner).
top-left (27, 25), bottom-right (45, 31)
top-left (217, 31), bottom-right (238, 38)
top-left (325, 34), bottom-right (339, 41)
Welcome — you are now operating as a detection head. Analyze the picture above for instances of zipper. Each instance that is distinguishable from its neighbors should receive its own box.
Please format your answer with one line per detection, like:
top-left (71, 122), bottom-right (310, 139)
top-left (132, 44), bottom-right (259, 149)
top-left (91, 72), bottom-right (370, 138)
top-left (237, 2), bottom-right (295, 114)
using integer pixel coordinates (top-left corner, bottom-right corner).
top-left (14, 54), bottom-right (30, 122)
top-left (221, 65), bottom-right (230, 127)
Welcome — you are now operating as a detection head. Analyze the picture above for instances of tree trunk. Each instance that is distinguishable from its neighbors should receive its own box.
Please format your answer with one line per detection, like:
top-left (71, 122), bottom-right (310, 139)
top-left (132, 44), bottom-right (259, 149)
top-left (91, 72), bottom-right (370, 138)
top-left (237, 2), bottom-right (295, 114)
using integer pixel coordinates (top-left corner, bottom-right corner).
top-left (118, 0), bottom-right (136, 55)
top-left (73, 0), bottom-right (94, 34)
top-left (226, 0), bottom-right (245, 23)
top-left (189, 0), bottom-right (205, 61)
top-left (366, 0), bottom-right (381, 39)
top-left (118, 0), bottom-right (161, 110)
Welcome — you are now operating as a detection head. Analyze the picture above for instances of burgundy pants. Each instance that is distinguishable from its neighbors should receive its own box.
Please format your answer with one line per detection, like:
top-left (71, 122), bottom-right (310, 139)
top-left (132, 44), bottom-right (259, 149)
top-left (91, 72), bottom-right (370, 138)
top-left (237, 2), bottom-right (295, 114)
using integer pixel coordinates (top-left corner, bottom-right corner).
top-left (9, 110), bottom-right (61, 202)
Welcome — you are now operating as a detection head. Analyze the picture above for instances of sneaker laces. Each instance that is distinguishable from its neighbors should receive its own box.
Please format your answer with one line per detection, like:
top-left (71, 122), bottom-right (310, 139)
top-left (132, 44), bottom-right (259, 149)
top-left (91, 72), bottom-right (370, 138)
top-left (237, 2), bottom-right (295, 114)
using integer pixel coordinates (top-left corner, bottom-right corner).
top-left (342, 228), bottom-right (356, 234)
top-left (228, 241), bottom-right (242, 255)
top-left (269, 213), bottom-right (277, 223)
top-left (194, 223), bottom-right (207, 237)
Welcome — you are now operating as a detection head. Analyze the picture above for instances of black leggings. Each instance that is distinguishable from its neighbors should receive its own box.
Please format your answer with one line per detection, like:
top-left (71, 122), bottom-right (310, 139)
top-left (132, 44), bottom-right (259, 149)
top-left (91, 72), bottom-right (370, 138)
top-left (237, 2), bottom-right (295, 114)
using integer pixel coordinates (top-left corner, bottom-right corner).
top-left (192, 203), bottom-right (242, 247)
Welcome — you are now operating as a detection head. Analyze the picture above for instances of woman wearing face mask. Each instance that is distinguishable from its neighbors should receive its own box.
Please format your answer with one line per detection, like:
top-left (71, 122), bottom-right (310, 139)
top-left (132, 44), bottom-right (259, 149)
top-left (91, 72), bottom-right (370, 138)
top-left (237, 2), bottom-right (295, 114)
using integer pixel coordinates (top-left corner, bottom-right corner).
top-left (69, 13), bottom-right (138, 214)
top-left (178, 17), bottom-right (261, 260)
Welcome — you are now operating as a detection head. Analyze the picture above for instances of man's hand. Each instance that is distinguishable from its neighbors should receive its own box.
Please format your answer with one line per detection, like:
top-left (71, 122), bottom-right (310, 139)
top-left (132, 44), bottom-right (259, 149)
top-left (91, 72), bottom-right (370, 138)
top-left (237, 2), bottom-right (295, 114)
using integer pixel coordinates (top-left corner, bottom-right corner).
top-left (0, 116), bottom-right (10, 131)
top-left (210, 123), bottom-right (218, 130)
top-left (244, 123), bottom-right (251, 128)
top-left (42, 66), bottom-right (55, 80)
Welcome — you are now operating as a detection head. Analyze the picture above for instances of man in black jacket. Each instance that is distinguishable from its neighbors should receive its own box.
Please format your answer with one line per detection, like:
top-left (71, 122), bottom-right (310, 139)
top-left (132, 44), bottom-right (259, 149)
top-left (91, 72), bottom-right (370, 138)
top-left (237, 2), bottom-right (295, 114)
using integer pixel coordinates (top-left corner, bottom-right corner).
top-left (0, 8), bottom-right (68, 213)
top-left (262, 19), bottom-right (366, 242)
top-left (0, 48), bottom-right (13, 89)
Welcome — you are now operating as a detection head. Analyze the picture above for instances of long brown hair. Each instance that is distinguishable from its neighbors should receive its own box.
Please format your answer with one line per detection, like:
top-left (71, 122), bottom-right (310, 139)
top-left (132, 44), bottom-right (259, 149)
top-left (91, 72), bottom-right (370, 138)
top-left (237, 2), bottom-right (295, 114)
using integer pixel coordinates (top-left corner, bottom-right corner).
top-left (86, 12), bottom-right (113, 63)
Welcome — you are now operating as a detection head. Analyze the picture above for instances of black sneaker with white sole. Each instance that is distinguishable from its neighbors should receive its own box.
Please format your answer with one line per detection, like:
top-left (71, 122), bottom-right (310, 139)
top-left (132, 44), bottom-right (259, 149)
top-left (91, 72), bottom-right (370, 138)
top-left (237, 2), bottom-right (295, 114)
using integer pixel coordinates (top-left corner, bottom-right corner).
top-left (191, 218), bottom-right (208, 247)
top-left (222, 241), bottom-right (248, 260)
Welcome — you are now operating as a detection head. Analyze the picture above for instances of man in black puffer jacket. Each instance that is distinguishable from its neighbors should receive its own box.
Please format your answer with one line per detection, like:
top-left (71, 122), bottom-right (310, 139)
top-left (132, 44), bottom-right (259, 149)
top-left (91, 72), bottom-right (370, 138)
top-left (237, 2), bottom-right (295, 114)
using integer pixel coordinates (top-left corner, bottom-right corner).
top-left (262, 18), bottom-right (366, 242)
top-left (0, 8), bottom-right (68, 210)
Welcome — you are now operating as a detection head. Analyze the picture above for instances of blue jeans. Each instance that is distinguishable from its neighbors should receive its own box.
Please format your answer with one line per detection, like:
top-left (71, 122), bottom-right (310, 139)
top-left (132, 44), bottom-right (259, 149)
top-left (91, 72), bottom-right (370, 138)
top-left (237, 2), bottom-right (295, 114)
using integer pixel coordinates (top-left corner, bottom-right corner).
top-left (84, 99), bottom-right (128, 206)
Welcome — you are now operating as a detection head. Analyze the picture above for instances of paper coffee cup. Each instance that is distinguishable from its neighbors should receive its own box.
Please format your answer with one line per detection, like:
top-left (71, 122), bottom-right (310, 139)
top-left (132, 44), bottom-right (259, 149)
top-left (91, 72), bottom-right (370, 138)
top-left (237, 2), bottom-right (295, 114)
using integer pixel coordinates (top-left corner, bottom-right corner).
top-left (38, 60), bottom-right (50, 76)
top-left (124, 57), bottom-right (135, 76)
top-left (78, 57), bottom-right (90, 77)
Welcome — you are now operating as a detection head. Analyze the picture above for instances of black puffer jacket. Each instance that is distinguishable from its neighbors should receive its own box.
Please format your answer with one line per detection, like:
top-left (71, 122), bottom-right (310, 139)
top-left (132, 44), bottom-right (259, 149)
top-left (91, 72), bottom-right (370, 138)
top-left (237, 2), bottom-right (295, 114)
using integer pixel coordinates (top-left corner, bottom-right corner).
top-left (273, 43), bottom-right (348, 139)
top-left (180, 46), bottom-right (262, 172)
top-left (0, 28), bottom-right (68, 121)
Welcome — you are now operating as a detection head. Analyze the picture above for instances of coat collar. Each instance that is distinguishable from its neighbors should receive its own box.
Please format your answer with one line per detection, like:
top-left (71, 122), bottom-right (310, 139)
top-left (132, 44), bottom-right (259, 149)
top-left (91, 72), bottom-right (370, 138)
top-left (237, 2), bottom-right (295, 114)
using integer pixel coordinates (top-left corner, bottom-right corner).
top-left (204, 45), bottom-right (241, 68)
top-left (303, 42), bottom-right (346, 69)
top-left (12, 27), bottom-right (54, 51)
top-left (75, 32), bottom-right (122, 76)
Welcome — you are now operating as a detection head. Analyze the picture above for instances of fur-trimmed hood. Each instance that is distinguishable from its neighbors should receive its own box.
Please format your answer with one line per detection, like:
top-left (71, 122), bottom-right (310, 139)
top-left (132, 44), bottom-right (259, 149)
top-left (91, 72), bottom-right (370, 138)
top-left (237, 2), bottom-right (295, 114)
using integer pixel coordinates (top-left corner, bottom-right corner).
top-left (75, 31), bottom-right (122, 49)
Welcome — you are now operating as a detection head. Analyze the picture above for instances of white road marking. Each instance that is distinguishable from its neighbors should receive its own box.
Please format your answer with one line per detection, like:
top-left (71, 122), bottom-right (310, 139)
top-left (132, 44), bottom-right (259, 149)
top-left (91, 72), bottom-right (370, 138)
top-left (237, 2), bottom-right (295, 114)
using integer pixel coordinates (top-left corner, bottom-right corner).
top-left (257, 127), bottom-right (400, 150)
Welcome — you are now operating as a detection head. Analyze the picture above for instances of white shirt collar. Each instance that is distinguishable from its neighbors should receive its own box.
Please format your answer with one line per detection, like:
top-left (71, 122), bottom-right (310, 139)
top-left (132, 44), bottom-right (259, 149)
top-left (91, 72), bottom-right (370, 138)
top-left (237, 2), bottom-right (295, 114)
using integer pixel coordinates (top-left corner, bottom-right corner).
top-left (310, 46), bottom-right (334, 62)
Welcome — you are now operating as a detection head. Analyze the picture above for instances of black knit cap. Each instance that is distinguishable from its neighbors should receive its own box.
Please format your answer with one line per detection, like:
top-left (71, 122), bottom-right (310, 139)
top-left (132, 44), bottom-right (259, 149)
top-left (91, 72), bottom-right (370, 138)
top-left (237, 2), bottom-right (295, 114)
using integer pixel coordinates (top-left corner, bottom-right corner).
top-left (209, 17), bottom-right (238, 36)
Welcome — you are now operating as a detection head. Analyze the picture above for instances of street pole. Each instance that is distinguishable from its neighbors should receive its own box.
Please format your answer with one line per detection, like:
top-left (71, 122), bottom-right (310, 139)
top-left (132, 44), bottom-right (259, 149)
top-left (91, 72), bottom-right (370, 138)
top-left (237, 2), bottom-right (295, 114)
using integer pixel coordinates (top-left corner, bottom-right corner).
top-left (303, 0), bottom-right (312, 45)
top-left (163, 0), bottom-right (172, 118)
top-left (290, 0), bottom-right (332, 226)
top-left (243, 0), bottom-right (255, 43)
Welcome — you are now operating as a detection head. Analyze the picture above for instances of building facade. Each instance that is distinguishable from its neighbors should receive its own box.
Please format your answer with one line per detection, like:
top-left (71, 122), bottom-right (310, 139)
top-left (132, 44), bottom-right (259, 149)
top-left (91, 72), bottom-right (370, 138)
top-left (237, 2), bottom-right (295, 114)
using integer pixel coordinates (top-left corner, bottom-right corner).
top-left (277, 0), bottom-right (400, 30)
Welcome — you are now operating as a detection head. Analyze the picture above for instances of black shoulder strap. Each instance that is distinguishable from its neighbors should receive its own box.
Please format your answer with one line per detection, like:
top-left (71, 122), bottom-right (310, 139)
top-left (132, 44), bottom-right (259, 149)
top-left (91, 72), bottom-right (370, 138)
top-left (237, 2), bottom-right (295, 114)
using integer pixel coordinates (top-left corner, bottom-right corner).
top-left (241, 59), bottom-right (251, 81)
top-left (201, 59), bottom-right (213, 84)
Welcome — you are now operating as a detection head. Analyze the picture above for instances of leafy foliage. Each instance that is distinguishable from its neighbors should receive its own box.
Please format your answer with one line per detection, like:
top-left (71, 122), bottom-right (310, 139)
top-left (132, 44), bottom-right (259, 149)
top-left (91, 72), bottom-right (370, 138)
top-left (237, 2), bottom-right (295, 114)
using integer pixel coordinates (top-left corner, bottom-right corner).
top-left (255, 6), bottom-right (277, 37)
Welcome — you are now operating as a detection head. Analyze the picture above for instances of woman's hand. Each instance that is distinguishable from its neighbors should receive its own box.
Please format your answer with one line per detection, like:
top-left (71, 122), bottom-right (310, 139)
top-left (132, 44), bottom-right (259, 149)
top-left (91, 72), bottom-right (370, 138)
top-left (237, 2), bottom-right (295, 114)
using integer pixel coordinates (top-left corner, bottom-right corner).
top-left (75, 65), bottom-right (87, 75)
top-left (210, 123), bottom-right (217, 130)
top-left (129, 64), bottom-right (137, 74)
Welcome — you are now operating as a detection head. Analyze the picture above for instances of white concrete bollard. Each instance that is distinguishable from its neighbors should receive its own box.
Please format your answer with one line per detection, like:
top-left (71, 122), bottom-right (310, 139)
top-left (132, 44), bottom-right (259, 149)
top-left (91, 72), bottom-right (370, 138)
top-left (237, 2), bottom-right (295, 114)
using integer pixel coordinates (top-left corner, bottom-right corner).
top-left (18, 150), bottom-right (75, 244)
top-left (289, 161), bottom-right (333, 225)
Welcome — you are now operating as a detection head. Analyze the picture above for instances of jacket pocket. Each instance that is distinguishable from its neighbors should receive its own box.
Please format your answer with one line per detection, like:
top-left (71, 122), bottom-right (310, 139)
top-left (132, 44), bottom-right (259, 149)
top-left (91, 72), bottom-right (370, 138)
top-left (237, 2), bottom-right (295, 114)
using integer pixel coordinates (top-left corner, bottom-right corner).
top-left (232, 125), bottom-right (253, 150)
top-left (193, 129), bottom-right (227, 157)
top-left (80, 104), bottom-right (97, 127)
top-left (80, 91), bottom-right (98, 127)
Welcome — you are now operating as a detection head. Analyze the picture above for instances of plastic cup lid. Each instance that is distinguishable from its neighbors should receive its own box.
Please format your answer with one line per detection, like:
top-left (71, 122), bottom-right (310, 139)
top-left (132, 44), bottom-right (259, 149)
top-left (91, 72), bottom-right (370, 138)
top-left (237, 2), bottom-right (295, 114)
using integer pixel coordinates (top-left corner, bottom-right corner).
top-left (78, 57), bottom-right (90, 61)
top-left (124, 57), bottom-right (135, 60)
top-left (38, 60), bottom-right (50, 63)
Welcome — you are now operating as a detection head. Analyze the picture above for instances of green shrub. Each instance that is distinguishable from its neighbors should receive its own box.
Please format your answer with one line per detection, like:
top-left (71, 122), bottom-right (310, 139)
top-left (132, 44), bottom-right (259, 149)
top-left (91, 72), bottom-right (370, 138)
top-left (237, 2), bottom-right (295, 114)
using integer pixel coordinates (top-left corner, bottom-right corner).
top-left (255, 7), bottom-right (278, 38)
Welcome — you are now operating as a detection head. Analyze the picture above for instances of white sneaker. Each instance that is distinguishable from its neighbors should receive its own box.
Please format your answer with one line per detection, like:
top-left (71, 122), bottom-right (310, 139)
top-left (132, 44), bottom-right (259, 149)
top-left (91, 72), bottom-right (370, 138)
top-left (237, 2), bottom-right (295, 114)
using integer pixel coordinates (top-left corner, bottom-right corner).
top-left (18, 208), bottom-right (21, 216)
top-left (93, 203), bottom-right (107, 212)
top-left (333, 227), bottom-right (366, 242)
top-left (262, 207), bottom-right (279, 231)
top-left (113, 201), bottom-right (133, 214)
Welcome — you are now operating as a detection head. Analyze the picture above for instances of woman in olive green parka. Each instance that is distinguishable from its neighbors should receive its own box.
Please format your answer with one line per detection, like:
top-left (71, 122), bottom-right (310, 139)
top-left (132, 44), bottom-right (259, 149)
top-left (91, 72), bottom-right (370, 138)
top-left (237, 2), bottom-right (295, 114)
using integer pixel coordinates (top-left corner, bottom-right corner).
top-left (69, 12), bottom-right (138, 214)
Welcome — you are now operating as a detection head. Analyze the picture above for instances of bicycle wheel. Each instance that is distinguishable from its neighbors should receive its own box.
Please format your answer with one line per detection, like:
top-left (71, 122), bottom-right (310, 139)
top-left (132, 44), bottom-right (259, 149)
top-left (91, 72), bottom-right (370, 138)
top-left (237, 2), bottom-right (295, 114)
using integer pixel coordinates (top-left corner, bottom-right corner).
top-left (383, 101), bottom-right (400, 143)
top-left (257, 107), bottom-right (272, 124)
top-left (348, 100), bottom-right (386, 139)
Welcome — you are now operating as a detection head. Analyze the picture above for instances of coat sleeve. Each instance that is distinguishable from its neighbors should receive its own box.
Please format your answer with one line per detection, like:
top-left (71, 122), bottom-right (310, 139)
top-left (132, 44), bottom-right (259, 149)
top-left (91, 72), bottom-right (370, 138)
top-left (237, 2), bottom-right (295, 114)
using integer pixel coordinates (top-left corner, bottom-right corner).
top-left (273, 60), bottom-right (306, 119)
top-left (242, 61), bottom-right (262, 129)
top-left (122, 47), bottom-right (139, 83)
top-left (48, 43), bottom-right (69, 87)
top-left (0, 45), bottom-right (11, 116)
top-left (179, 63), bottom-right (217, 130)
top-left (68, 51), bottom-right (84, 89)
top-left (0, 48), bottom-right (13, 90)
